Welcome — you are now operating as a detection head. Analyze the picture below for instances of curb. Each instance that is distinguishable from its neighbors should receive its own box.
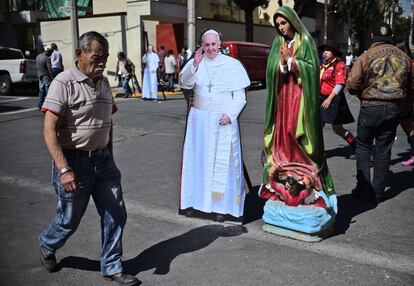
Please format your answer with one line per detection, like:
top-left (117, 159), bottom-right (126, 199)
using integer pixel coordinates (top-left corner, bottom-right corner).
top-left (112, 91), bottom-right (183, 98)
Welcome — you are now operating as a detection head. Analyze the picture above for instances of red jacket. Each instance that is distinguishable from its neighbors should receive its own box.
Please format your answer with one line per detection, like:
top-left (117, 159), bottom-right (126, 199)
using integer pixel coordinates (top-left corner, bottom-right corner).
top-left (320, 58), bottom-right (347, 96)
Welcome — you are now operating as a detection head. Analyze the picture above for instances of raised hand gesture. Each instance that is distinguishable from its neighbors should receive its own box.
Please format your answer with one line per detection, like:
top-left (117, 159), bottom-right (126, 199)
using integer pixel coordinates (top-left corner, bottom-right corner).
top-left (193, 47), bottom-right (204, 68)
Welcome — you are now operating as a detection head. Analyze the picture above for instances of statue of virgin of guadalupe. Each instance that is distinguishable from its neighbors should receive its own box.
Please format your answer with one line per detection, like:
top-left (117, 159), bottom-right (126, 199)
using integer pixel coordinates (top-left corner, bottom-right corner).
top-left (259, 6), bottom-right (337, 241)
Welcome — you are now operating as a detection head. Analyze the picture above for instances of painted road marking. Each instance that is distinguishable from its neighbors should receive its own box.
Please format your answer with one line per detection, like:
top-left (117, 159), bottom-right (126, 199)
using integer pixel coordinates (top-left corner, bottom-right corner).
top-left (0, 97), bottom-right (30, 103)
top-left (0, 107), bottom-right (38, 115)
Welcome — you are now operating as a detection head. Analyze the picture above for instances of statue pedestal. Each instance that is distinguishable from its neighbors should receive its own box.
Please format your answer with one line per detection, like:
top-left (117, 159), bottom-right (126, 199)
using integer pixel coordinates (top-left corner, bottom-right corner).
top-left (261, 195), bottom-right (337, 242)
top-left (263, 223), bottom-right (333, 242)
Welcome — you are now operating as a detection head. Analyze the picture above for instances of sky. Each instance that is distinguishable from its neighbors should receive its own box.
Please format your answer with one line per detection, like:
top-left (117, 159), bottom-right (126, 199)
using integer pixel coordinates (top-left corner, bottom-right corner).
top-left (401, 0), bottom-right (411, 16)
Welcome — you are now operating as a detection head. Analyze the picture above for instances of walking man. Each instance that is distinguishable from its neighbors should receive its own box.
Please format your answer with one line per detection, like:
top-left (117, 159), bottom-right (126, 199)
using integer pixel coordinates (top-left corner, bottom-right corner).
top-left (38, 31), bottom-right (139, 286)
top-left (347, 22), bottom-right (413, 205)
top-left (36, 45), bottom-right (53, 109)
top-left (116, 51), bottom-right (136, 98)
top-left (50, 43), bottom-right (64, 77)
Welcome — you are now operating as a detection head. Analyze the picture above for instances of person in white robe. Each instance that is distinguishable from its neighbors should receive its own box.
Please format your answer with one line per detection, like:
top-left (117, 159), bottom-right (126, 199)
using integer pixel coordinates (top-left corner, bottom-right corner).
top-left (179, 29), bottom-right (250, 223)
top-left (142, 45), bottom-right (159, 100)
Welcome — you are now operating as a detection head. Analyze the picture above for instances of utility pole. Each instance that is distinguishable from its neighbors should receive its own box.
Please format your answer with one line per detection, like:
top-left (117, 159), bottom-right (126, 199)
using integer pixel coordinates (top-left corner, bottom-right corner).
top-left (188, 0), bottom-right (196, 52)
top-left (70, 0), bottom-right (79, 59)
top-left (411, 0), bottom-right (414, 49)
top-left (323, 0), bottom-right (328, 44)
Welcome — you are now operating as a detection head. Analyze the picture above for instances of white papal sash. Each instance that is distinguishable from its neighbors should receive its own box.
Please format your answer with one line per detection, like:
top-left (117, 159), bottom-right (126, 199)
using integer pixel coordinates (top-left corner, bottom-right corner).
top-left (211, 124), bottom-right (232, 201)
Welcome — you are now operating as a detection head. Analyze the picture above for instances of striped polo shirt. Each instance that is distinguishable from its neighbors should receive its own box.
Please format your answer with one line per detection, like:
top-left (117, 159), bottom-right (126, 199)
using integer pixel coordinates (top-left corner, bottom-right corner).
top-left (42, 63), bottom-right (116, 151)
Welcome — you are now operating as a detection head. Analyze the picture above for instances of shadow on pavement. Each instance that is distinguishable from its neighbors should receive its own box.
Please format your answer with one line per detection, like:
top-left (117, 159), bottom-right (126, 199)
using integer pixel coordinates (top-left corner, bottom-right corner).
top-left (243, 185), bottom-right (266, 224)
top-left (383, 170), bottom-right (414, 200)
top-left (59, 225), bottom-right (247, 276)
top-left (333, 194), bottom-right (376, 235)
top-left (333, 169), bottom-right (413, 236)
top-left (325, 145), bottom-right (354, 159)
top-left (390, 150), bottom-right (412, 166)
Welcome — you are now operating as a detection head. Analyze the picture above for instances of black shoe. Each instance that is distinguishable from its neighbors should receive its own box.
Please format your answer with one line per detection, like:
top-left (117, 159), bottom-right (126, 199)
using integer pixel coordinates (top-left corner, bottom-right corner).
top-left (214, 214), bottom-right (226, 222)
top-left (104, 273), bottom-right (139, 286)
top-left (40, 248), bottom-right (58, 273)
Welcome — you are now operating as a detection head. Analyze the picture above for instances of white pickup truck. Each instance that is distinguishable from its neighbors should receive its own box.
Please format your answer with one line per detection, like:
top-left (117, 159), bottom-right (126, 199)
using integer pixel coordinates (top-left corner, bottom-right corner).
top-left (0, 47), bottom-right (38, 95)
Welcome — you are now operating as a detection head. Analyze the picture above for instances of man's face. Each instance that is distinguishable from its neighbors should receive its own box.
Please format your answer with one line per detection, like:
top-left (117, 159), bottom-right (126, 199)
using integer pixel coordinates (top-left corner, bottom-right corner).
top-left (77, 39), bottom-right (109, 80)
top-left (202, 33), bottom-right (221, 60)
top-left (45, 49), bottom-right (53, 57)
top-left (323, 50), bottom-right (334, 62)
top-left (147, 46), bottom-right (153, 53)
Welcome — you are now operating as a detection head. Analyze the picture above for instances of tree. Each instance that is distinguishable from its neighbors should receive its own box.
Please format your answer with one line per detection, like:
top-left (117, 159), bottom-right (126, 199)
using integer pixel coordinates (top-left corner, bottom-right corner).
top-left (393, 15), bottom-right (411, 44)
top-left (233, 0), bottom-right (269, 42)
top-left (293, 0), bottom-right (316, 18)
top-left (328, 0), bottom-right (396, 54)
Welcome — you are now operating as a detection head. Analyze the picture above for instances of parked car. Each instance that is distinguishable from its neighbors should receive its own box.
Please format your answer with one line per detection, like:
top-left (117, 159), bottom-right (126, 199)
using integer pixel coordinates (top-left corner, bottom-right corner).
top-left (221, 41), bottom-right (270, 86)
top-left (0, 47), bottom-right (37, 95)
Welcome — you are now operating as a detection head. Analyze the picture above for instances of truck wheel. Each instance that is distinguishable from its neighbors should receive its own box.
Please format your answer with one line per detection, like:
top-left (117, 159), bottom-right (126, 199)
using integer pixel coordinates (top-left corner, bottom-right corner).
top-left (0, 74), bottom-right (12, 95)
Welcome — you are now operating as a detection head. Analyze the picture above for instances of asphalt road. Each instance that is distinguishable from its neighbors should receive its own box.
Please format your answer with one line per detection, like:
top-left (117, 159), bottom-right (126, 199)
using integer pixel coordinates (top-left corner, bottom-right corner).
top-left (0, 89), bottom-right (413, 286)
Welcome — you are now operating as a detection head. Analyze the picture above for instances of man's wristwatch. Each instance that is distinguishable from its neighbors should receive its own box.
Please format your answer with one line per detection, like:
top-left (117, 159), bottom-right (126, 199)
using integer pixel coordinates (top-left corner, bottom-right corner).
top-left (59, 167), bottom-right (73, 177)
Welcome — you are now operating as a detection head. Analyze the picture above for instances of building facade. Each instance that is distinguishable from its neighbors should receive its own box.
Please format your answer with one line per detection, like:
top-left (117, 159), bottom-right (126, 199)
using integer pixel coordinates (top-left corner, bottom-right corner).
top-left (1, 0), bottom-right (347, 86)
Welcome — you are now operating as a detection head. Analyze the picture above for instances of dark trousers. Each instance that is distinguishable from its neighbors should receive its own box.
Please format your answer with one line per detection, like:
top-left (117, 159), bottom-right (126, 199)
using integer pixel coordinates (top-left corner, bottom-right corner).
top-left (122, 75), bottom-right (132, 97)
top-left (355, 104), bottom-right (410, 199)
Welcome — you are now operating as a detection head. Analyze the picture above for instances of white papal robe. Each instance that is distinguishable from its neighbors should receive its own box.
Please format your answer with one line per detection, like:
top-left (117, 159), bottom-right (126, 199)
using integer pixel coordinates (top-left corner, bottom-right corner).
top-left (179, 53), bottom-right (250, 219)
top-left (142, 52), bottom-right (159, 100)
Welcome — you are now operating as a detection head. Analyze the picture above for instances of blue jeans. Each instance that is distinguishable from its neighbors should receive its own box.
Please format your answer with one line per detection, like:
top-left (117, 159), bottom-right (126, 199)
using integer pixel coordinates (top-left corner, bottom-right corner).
top-left (122, 75), bottom-right (132, 97)
top-left (355, 104), bottom-right (410, 199)
top-left (37, 75), bottom-right (51, 109)
top-left (167, 73), bottom-right (174, 91)
top-left (39, 147), bottom-right (127, 276)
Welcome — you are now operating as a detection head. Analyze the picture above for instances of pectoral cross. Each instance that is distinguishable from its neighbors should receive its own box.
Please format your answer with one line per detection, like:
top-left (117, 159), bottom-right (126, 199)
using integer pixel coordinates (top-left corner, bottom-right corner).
top-left (207, 81), bottom-right (213, 92)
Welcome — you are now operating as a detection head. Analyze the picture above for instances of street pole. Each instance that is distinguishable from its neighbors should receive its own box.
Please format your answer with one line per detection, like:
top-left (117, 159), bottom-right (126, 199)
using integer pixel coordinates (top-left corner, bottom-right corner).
top-left (323, 0), bottom-right (328, 44)
top-left (187, 0), bottom-right (196, 52)
top-left (70, 0), bottom-right (79, 59)
top-left (411, 0), bottom-right (414, 49)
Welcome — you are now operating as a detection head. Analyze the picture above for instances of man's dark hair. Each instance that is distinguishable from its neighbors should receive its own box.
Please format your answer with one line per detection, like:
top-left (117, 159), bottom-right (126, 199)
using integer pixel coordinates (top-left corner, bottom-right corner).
top-left (79, 31), bottom-right (109, 52)
top-left (51, 43), bottom-right (58, 50)
top-left (117, 51), bottom-right (126, 59)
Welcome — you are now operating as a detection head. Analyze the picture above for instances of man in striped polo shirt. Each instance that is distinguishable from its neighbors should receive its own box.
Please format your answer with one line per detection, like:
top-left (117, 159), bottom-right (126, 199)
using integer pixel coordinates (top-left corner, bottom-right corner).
top-left (38, 31), bottom-right (138, 286)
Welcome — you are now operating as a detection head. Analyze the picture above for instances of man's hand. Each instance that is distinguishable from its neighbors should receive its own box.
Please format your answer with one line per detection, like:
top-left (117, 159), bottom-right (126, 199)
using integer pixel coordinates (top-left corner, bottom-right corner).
top-left (193, 47), bottom-right (204, 68)
top-left (60, 171), bottom-right (78, 193)
top-left (219, 114), bottom-right (231, 126)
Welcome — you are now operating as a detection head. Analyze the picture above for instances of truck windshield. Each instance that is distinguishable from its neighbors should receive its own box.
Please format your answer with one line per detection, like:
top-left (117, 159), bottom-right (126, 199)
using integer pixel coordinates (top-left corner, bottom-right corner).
top-left (0, 49), bottom-right (23, 60)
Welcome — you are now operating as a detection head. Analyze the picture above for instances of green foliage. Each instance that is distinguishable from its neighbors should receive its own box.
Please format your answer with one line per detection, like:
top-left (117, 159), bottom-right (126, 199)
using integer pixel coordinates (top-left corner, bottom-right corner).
top-left (233, 0), bottom-right (270, 41)
top-left (393, 16), bottom-right (411, 43)
top-left (293, 0), bottom-right (316, 18)
top-left (233, 0), bottom-right (269, 10)
top-left (327, 0), bottom-right (396, 52)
